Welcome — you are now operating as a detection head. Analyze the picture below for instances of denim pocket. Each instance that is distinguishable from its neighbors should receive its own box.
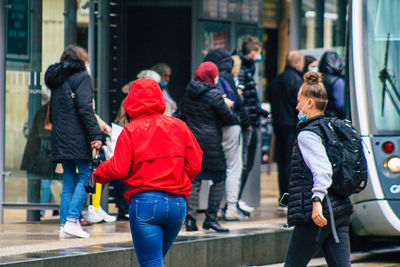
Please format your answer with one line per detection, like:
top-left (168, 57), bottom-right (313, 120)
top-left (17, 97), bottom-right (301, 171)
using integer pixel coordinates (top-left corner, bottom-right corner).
top-left (176, 202), bottom-right (186, 224)
top-left (135, 200), bottom-right (158, 222)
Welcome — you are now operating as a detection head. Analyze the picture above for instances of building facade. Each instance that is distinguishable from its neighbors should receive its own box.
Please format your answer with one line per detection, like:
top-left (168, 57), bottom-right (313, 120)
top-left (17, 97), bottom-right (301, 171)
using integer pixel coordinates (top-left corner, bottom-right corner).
top-left (0, 0), bottom-right (345, 223)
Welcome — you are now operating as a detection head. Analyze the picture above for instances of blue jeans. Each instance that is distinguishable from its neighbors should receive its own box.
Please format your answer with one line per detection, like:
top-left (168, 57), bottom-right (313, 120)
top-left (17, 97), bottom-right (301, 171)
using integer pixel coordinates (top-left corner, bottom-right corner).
top-left (60, 159), bottom-right (91, 224)
top-left (41, 179), bottom-right (52, 215)
top-left (129, 191), bottom-right (186, 267)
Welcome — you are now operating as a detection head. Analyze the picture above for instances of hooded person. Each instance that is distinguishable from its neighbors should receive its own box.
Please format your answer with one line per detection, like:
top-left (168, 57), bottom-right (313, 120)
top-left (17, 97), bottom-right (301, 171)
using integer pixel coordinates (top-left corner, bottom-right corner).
top-left (203, 48), bottom-right (249, 221)
top-left (179, 61), bottom-right (237, 232)
top-left (318, 51), bottom-right (345, 118)
top-left (93, 79), bottom-right (203, 267)
top-left (44, 45), bottom-right (102, 239)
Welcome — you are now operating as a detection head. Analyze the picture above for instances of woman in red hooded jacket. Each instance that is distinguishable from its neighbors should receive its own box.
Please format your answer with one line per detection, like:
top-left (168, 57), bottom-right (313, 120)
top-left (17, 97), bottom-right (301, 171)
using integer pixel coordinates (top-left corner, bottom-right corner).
top-left (93, 78), bottom-right (202, 267)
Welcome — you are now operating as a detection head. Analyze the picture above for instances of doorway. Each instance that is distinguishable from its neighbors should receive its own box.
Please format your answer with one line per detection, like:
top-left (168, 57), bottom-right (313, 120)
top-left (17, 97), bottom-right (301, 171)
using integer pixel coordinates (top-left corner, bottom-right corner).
top-left (125, 6), bottom-right (192, 103)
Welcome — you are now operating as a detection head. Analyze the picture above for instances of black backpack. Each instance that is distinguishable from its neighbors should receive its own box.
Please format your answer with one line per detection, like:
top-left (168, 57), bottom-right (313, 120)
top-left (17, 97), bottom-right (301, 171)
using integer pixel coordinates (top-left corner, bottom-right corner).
top-left (319, 117), bottom-right (368, 198)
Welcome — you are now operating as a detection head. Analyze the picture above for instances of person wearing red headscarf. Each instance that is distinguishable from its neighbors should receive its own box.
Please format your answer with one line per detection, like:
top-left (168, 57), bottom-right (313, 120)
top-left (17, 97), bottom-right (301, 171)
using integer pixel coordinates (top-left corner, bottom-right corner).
top-left (177, 61), bottom-right (237, 232)
top-left (93, 79), bottom-right (203, 266)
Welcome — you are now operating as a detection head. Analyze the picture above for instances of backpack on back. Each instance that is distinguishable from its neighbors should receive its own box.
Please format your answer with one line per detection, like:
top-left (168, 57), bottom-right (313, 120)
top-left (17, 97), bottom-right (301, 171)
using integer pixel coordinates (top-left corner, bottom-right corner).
top-left (319, 117), bottom-right (368, 198)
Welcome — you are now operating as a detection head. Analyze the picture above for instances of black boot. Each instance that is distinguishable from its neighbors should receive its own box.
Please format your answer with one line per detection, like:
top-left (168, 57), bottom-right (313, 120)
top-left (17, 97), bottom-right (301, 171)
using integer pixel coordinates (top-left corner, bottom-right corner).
top-left (203, 218), bottom-right (229, 233)
top-left (185, 216), bottom-right (198, 231)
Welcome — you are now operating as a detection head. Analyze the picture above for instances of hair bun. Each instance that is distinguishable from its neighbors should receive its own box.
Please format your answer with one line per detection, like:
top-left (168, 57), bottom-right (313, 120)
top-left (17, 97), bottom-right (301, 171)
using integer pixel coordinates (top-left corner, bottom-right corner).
top-left (304, 72), bottom-right (321, 85)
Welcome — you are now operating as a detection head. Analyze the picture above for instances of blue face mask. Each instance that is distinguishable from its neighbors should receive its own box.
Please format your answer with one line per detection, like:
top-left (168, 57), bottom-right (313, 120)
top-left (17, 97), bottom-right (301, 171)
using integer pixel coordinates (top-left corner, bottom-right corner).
top-left (159, 81), bottom-right (168, 89)
top-left (255, 54), bottom-right (263, 63)
top-left (297, 102), bottom-right (310, 122)
top-left (308, 67), bottom-right (319, 72)
top-left (297, 110), bottom-right (308, 122)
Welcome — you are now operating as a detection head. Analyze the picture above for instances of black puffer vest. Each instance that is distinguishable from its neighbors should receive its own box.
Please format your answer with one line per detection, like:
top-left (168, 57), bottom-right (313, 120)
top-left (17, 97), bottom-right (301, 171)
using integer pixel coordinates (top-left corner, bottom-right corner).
top-left (287, 115), bottom-right (353, 226)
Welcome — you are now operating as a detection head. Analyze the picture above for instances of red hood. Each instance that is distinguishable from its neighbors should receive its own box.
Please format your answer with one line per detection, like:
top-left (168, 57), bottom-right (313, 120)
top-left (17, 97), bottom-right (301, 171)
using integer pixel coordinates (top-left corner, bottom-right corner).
top-left (123, 79), bottom-right (166, 119)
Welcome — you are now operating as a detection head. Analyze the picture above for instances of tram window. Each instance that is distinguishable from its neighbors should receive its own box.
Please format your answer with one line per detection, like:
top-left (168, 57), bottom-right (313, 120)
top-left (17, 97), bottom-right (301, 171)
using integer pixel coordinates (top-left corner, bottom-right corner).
top-left (375, 0), bottom-right (400, 40)
top-left (364, 0), bottom-right (400, 133)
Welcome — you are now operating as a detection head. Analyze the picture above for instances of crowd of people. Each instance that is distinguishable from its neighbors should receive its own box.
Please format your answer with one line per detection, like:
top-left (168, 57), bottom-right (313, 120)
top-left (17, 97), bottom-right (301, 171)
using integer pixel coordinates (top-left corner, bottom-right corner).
top-left (27, 36), bottom-right (349, 266)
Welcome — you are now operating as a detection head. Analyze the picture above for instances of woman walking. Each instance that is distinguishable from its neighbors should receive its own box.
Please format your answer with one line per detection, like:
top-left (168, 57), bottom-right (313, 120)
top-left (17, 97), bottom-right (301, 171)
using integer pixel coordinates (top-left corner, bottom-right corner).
top-left (93, 79), bottom-right (203, 267)
top-left (45, 45), bottom-right (102, 238)
top-left (284, 72), bottom-right (352, 266)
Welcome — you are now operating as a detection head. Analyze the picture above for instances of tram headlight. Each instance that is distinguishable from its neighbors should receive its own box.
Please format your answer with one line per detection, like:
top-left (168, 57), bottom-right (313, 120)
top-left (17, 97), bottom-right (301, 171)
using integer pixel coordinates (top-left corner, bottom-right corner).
top-left (384, 156), bottom-right (400, 173)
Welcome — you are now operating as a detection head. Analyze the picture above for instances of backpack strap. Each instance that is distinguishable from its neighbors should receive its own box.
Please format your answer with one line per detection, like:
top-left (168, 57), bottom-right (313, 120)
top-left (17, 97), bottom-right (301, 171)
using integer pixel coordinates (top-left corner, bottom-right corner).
top-left (317, 118), bottom-right (336, 142)
top-left (326, 196), bottom-right (340, 243)
top-left (315, 119), bottom-right (340, 243)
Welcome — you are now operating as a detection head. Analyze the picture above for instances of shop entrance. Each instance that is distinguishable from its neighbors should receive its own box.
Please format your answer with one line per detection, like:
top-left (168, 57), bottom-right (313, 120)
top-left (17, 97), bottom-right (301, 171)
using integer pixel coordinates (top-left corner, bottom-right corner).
top-left (124, 5), bottom-right (192, 103)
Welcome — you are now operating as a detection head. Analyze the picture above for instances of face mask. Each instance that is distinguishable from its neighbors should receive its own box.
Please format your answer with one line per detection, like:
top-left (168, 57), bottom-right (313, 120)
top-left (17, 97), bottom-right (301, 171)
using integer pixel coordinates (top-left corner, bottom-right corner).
top-left (255, 54), bottom-right (262, 63)
top-left (159, 81), bottom-right (168, 89)
top-left (85, 64), bottom-right (91, 76)
top-left (308, 67), bottom-right (319, 72)
top-left (214, 76), bottom-right (219, 85)
top-left (297, 101), bottom-right (310, 122)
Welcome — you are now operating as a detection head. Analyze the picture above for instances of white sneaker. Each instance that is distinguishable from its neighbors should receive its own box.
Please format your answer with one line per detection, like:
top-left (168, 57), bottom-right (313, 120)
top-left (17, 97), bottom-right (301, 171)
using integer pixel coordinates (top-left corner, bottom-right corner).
top-left (224, 209), bottom-right (247, 221)
top-left (59, 227), bottom-right (73, 238)
top-left (238, 200), bottom-right (255, 213)
top-left (85, 205), bottom-right (104, 223)
top-left (63, 221), bottom-right (90, 238)
top-left (96, 205), bottom-right (117, 223)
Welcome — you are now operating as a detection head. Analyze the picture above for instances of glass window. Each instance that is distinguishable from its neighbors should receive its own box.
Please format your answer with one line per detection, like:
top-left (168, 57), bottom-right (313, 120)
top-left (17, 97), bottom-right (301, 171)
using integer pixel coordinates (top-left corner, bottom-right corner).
top-left (363, 0), bottom-right (400, 133)
top-left (4, 0), bottom-right (67, 208)
top-left (301, 0), bottom-right (316, 49)
top-left (4, 1), bottom-right (89, 217)
top-left (201, 23), bottom-right (230, 58)
top-left (301, 0), bottom-right (339, 49)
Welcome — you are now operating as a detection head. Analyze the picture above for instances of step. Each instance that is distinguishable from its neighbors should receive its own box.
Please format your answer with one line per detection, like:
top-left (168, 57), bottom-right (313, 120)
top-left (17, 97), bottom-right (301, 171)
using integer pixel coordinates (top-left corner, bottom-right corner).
top-left (0, 226), bottom-right (292, 267)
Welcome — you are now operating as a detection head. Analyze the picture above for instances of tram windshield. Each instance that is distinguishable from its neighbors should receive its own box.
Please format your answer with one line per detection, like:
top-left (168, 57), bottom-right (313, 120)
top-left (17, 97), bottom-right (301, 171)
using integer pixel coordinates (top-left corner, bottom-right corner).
top-left (363, 0), bottom-right (400, 133)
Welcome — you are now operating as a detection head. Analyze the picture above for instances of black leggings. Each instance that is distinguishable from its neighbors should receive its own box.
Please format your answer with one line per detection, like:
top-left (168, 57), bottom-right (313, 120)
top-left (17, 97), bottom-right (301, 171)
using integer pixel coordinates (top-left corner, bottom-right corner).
top-left (284, 215), bottom-right (351, 267)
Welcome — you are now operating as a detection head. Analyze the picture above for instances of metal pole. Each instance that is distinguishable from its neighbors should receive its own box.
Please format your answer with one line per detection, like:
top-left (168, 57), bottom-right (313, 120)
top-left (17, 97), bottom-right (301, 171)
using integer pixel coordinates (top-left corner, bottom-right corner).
top-left (26, 0), bottom-right (42, 222)
top-left (97, 0), bottom-right (109, 122)
top-left (315, 0), bottom-right (325, 48)
top-left (64, 0), bottom-right (77, 47)
top-left (0, 0), bottom-right (6, 224)
top-left (88, 0), bottom-right (95, 78)
top-left (289, 0), bottom-right (302, 50)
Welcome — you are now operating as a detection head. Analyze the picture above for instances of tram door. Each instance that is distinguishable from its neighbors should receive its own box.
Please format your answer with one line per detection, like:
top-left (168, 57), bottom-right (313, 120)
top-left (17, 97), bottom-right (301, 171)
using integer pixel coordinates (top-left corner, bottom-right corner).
top-left (124, 5), bottom-right (191, 103)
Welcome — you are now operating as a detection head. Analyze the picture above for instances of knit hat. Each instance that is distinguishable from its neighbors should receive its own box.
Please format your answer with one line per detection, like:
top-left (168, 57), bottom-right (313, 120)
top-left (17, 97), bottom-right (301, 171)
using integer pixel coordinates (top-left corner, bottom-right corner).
top-left (194, 61), bottom-right (219, 85)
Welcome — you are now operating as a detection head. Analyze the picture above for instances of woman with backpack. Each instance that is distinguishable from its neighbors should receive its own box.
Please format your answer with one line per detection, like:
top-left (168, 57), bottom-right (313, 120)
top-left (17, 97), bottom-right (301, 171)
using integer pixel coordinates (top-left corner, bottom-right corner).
top-left (284, 72), bottom-right (353, 267)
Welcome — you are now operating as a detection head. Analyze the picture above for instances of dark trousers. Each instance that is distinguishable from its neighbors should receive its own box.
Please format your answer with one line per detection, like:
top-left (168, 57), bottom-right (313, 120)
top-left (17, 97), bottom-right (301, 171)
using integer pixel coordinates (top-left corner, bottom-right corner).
top-left (186, 175), bottom-right (225, 221)
top-left (274, 125), bottom-right (297, 199)
top-left (239, 127), bottom-right (258, 200)
top-left (284, 215), bottom-right (351, 267)
top-left (111, 179), bottom-right (129, 216)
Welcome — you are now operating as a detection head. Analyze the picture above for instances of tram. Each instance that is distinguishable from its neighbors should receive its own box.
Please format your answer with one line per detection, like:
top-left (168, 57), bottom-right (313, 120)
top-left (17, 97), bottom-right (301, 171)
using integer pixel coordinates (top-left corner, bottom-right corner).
top-left (348, 0), bottom-right (400, 237)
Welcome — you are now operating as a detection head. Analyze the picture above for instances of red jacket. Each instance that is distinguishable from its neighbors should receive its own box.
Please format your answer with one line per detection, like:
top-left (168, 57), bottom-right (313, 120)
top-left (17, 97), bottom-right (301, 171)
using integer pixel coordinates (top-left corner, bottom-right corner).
top-left (93, 79), bottom-right (202, 202)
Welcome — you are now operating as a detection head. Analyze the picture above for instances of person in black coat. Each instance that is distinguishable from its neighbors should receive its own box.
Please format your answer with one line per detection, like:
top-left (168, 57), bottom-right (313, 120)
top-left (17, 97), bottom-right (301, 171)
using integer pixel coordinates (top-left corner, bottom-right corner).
top-left (319, 51), bottom-right (345, 118)
top-left (21, 102), bottom-right (57, 220)
top-left (267, 50), bottom-right (304, 207)
top-left (203, 48), bottom-right (250, 221)
top-left (180, 61), bottom-right (236, 232)
top-left (44, 45), bottom-right (102, 238)
top-left (236, 36), bottom-right (268, 213)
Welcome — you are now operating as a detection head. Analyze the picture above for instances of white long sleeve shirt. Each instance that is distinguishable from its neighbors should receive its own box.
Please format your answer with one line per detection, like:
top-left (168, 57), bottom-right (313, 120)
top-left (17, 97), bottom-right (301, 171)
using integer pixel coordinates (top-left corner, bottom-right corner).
top-left (297, 130), bottom-right (333, 201)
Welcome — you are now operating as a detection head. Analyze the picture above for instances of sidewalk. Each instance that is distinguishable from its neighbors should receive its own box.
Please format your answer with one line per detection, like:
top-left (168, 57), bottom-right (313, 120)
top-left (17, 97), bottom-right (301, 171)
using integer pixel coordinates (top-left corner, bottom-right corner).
top-left (0, 169), bottom-right (288, 258)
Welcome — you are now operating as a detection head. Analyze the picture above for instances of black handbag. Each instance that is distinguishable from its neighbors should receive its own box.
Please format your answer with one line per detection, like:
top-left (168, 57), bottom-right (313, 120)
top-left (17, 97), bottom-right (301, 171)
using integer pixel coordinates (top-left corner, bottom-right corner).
top-left (85, 149), bottom-right (102, 194)
top-left (85, 172), bottom-right (96, 194)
